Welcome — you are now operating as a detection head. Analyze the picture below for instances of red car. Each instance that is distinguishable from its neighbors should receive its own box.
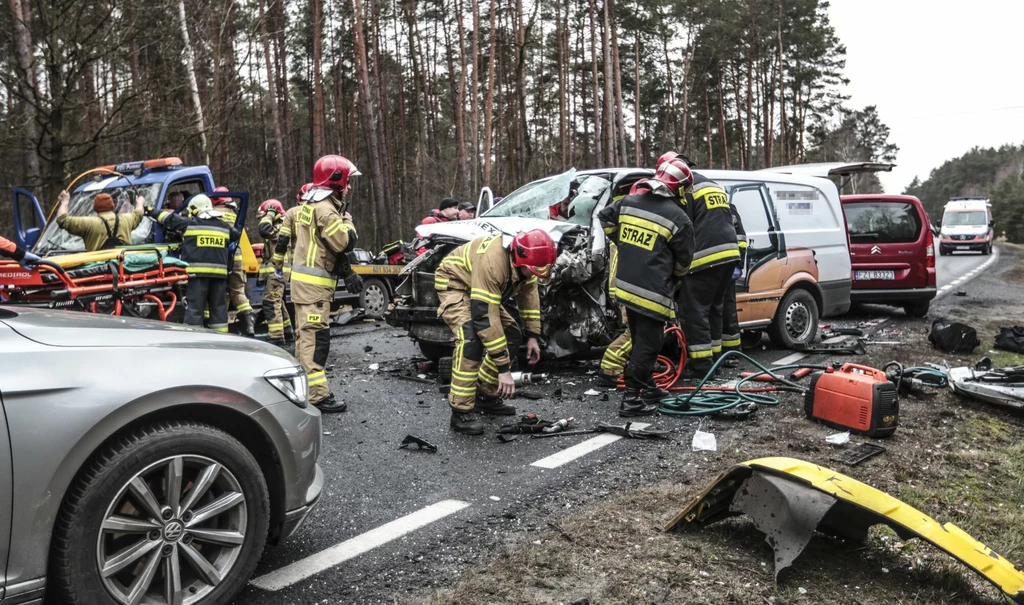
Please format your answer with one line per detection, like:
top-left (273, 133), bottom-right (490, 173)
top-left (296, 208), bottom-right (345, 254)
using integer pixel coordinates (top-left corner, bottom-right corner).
top-left (840, 194), bottom-right (936, 317)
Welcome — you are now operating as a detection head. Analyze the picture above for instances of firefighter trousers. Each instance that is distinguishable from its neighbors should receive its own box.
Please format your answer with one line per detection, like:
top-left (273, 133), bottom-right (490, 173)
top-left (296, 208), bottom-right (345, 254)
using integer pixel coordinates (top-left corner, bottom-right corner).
top-left (623, 309), bottom-right (665, 392)
top-left (263, 273), bottom-right (292, 340)
top-left (184, 277), bottom-right (228, 333)
top-left (678, 263), bottom-right (736, 372)
top-left (600, 329), bottom-right (633, 378)
top-left (438, 289), bottom-right (522, 412)
top-left (719, 278), bottom-right (741, 356)
top-left (295, 301), bottom-right (331, 404)
top-left (226, 252), bottom-right (252, 313)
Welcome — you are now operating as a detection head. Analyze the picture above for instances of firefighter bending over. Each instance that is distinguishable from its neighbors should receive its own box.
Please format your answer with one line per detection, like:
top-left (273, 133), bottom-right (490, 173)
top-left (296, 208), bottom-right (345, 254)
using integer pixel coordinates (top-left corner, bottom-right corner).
top-left (148, 194), bottom-right (238, 332)
top-left (598, 156), bottom-right (694, 417)
top-left (435, 230), bottom-right (555, 435)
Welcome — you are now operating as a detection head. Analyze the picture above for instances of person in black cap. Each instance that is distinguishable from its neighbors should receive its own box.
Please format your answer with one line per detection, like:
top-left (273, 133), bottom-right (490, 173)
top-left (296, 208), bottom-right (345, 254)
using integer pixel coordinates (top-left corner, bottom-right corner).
top-left (421, 198), bottom-right (461, 225)
top-left (457, 201), bottom-right (476, 220)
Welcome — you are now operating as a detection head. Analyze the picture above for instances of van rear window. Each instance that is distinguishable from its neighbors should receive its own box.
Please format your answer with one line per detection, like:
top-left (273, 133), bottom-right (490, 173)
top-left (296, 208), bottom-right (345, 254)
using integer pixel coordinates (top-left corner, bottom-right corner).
top-left (844, 202), bottom-right (922, 244)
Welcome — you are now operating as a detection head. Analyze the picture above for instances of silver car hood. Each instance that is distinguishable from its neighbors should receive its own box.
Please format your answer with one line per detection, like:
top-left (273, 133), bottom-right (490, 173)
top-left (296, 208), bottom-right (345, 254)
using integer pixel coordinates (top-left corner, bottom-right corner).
top-left (414, 216), bottom-right (581, 243)
top-left (0, 306), bottom-right (293, 358)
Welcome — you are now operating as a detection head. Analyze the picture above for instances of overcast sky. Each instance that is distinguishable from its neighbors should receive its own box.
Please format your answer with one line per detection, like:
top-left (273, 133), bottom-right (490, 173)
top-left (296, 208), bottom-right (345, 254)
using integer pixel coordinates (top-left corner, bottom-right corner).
top-left (827, 0), bottom-right (1024, 193)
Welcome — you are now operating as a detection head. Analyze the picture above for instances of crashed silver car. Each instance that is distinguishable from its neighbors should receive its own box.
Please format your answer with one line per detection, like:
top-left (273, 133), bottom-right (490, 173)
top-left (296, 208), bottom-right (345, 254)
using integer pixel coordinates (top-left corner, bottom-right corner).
top-left (387, 167), bottom-right (852, 360)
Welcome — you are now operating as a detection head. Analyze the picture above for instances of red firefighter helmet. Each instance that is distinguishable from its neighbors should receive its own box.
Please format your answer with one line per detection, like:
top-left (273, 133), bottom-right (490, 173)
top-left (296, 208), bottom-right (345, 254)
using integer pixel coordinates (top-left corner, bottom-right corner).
top-left (297, 183), bottom-right (313, 202)
top-left (654, 156), bottom-right (693, 196)
top-left (257, 199), bottom-right (285, 218)
top-left (211, 185), bottom-right (232, 206)
top-left (655, 151), bottom-right (679, 170)
top-left (510, 229), bottom-right (557, 277)
top-left (312, 155), bottom-right (361, 191)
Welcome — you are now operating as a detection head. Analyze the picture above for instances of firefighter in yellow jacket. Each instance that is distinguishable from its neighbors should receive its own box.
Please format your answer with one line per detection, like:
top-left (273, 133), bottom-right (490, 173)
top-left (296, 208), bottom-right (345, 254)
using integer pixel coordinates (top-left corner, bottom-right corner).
top-left (211, 186), bottom-right (257, 337)
top-left (284, 156), bottom-right (362, 413)
top-left (257, 199), bottom-right (293, 345)
top-left (435, 230), bottom-right (555, 435)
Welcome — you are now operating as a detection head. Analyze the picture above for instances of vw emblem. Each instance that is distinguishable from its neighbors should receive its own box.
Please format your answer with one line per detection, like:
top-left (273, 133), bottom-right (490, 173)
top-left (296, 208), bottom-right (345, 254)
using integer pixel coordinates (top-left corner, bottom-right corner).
top-left (870, 246), bottom-right (882, 254)
top-left (163, 520), bottom-right (184, 542)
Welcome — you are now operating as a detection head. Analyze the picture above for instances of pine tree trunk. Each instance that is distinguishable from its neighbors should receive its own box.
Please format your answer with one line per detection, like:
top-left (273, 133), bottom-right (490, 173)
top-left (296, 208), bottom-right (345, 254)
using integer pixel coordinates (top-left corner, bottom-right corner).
top-left (311, 0), bottom-right (325, 157)
top-left (661, 33), bottom-right (673, 152)
top-left (776, 3), bottom-right (786, 164)
top-left (470, 0), bottom-right (481, 192)
top-left (634, 37), bottom-right (640, 165)
top-left (177, 0), bottom-right (209, 163)
top-left (609, 0), bottom-right (628, 164)
top-left (703, 85), bottom-right (713, 166)
top-left (7, 0), bottom-right (41, 185)
top-left (679, 25), bottom-right (694, 152)
top-left (454, 0), bottom-right (469, 195)
top-left (600, 0), bottom-right (614, 165)
top-left (258, 0), bottom-right (287, 186)
top-left (352, 0), bottom-right (387, 247)
top-left (746, 31), bottom-right (754, 169)
top-left (717, 61), bottom-right (729, 169)
top-left (588, 0), bottom-right (602, 164)
top-left (482, 0), bottom-right (497, 185)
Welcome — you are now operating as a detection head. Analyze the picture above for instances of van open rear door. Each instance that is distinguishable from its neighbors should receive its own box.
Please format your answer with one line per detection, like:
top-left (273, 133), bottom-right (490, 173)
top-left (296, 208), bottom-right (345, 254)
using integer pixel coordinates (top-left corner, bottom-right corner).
top-left (757, 162), bottom-right (895, 194)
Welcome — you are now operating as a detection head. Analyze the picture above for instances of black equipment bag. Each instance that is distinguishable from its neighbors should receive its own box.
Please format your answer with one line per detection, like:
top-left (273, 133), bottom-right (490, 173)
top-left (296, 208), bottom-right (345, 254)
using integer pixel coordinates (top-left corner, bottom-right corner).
top-left (994, 326), bottom-right (1024, 354)
top-left (928, 318), bottom-right (981, 354)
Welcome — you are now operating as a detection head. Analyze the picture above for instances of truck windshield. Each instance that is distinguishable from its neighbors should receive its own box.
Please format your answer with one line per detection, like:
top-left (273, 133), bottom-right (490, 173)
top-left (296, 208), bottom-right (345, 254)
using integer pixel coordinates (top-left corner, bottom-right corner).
top-left (34, 184), bottom-right (162, 256)
top-left (942, 211), bottom-right (987, 227)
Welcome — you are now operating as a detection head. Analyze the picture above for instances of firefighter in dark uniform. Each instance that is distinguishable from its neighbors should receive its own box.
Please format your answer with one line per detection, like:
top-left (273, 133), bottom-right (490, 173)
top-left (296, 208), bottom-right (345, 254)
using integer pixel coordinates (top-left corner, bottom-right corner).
top-left (280, 156), bottom-right (363, 413)
top-left (257, 199), bottom-right (292, 346)
top-left (211, 186), bottom-right (257, 337)
top-left (435, 230), bottom-right (553, 435)
top-left (656, 152), bottom-right (740, 379)
top-left (598, 156), bottom-right (695, 416)
top-left (148, 194), bottom-right (238, 332)
top-left (717, 205), bottom-right (747, 368)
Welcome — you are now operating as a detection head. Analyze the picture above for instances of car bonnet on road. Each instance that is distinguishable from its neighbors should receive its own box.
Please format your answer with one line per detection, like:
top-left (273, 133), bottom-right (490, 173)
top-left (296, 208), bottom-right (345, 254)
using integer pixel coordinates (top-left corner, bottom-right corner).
top-left (414, 216), bottom-right (582, 244)
top-left (0, 306), bottom-right (294, 359)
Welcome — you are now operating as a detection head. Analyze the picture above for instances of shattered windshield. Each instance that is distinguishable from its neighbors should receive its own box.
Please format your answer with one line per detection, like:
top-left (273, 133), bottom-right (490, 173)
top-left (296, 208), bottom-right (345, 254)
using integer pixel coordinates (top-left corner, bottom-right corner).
top-left (35, 184), bottom-right (161, 255)
top-left (484, 169), bottom-right (611, 226)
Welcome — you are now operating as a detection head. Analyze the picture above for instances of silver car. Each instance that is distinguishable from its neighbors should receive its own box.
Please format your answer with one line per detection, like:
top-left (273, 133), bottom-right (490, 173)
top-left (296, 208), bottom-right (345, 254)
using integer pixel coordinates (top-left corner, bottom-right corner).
top-left (0, 306), bottom-right (322, 605)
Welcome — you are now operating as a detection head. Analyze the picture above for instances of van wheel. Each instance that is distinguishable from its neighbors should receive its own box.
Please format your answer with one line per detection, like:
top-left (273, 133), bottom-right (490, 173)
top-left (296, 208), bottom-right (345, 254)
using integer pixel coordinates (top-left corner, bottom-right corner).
top-left (903, 300), bottom-right (930, 318)
top-left (769, 289), bottom-right (819, 349)
top-left (983, 243), bottom-right (992, 255)
top-left (939, 246), bottom-right (949, 256)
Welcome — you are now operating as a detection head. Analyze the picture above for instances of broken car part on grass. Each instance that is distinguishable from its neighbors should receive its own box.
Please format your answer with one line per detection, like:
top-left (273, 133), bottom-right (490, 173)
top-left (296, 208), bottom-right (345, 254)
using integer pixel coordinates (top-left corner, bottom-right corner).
top-left (665, 457), bottom-right (1024, 604)
top-left (947, 365), bottom-right (1024, 410)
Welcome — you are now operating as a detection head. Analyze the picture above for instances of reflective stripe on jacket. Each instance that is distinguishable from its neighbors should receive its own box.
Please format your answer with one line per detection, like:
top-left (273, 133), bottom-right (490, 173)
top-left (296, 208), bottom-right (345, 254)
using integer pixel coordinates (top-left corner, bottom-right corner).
top-left (152, 210), bottom-right (237, 278)
top-left (435, 235), bottom-right (542, 370)
top-left (683, 173), bottom-right (739, 272)
top-left (599, 190), bottom-right (695, 320)
top-left (289, 196), bottom-right (357, 304)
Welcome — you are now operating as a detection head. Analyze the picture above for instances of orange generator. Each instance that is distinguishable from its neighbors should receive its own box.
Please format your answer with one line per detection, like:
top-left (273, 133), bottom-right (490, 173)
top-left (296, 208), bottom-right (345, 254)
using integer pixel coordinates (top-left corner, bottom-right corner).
top-left (803, 363), bottom-right (899, 437)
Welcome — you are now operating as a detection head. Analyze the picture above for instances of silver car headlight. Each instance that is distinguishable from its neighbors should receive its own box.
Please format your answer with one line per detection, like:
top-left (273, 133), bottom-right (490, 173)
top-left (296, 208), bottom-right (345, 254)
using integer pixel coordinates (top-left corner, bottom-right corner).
top-left (264, 366), bottom-right (309, 408)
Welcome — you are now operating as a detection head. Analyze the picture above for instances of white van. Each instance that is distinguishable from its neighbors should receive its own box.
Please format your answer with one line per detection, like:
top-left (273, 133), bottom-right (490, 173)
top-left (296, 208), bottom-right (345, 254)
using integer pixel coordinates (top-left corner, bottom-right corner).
top-left (939, 198), bottom-right (994, 255)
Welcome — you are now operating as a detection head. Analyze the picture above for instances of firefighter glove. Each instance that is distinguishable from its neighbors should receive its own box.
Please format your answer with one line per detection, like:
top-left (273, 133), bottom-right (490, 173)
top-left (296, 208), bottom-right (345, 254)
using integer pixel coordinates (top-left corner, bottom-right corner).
top-left (344, 269), bottom-right (363, 294)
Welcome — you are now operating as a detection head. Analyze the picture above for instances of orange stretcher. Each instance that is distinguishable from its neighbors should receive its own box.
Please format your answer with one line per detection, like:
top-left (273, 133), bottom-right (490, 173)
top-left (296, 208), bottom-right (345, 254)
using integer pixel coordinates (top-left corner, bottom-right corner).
top-left (0, 247), bottom-right (190, 321)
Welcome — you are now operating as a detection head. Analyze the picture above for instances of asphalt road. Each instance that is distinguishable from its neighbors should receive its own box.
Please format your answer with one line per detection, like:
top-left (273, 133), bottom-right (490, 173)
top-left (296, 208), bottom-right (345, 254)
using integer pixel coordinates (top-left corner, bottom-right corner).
top-left (237, 246), bottom-right (1002, 605)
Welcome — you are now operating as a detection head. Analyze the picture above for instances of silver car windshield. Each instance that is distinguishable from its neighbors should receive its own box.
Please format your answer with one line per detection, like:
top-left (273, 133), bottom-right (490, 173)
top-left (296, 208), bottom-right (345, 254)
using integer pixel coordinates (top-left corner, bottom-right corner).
top-left (35, 184), bottom-right (161, 255)
top-left (484, 169), bottom-right (610, 226)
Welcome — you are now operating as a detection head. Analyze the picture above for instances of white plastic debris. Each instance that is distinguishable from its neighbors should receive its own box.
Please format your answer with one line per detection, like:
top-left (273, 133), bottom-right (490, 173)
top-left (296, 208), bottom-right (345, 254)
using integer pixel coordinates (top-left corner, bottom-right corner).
top-left (583, 389), bottom-right (601, 396)
top-left (691, 430), bottom-right (717, 452)
top-left (798, 587), bottom-right (808, 595)
top-left (699, 570), bottom-right (711, 578)
top-left (825, 431), bottom-right (851, 445)
top-left (417, 373), bottom-right (427, 379)
top-left (489, 495), bottom-right (500, 502)
top-left (368, 363), bottom-right (380, 371)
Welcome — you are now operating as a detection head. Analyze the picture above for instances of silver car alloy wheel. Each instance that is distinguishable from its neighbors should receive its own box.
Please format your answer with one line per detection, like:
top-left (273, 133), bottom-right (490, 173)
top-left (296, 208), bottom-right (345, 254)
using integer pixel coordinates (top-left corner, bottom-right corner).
top-left (97, 455), bottom-right (248, 605)
top-left (362, 280), bottom-right (387, 317)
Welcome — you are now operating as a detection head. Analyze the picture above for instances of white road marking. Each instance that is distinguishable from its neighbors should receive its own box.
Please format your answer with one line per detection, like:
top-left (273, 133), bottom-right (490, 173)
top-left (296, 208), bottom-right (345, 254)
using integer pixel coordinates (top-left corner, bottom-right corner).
top-left (935, 249), bottom-right (998, 300)
top-left (772, 352), bottom-right (807, 366)
top-left (530, 423), bottom-right (650, 469)
top-left (250, 500), bottom-right (471, 591)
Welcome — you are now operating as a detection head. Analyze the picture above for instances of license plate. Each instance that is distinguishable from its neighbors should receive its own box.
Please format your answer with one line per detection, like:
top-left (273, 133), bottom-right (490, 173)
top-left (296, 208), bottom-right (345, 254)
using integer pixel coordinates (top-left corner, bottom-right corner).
top-left (956, 246), bottom-right (970, 250)
top-left (855, 270), bottom-right (895, 281)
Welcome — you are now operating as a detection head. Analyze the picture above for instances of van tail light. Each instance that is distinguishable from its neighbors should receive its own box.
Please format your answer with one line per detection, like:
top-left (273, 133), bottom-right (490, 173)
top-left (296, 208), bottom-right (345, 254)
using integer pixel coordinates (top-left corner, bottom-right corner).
top-left (925, 232), bottom-right (935, 269)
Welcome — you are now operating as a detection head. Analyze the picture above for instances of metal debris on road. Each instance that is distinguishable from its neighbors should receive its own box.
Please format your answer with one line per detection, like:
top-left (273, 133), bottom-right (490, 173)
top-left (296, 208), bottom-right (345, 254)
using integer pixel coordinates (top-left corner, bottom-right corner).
top-left (399, 434), bottom-right (438, 453)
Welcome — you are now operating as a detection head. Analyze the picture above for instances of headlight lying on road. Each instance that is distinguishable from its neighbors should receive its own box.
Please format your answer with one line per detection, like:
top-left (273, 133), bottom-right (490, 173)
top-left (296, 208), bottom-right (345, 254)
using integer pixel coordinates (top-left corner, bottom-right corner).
top-left (264, 366), bottom-right (309, 408)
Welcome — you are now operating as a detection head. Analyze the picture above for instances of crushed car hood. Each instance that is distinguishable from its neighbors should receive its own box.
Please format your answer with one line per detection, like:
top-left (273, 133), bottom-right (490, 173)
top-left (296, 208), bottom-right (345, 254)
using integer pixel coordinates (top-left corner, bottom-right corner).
top-left (414, 217), bottom-right (581, 244)
top-left (0, 306), bottom-right (292, 358)
top-left (666, 457), bottom-right (1024, 604)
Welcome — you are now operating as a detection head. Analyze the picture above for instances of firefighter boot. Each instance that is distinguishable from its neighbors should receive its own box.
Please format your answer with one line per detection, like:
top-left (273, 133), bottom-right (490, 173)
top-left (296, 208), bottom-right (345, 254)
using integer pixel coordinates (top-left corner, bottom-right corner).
top-left (596, 373), bottom-right (621, 388)
top-left (239, 311), bottom-right (256, 338)
top-left (641, 385), bottom-right (671, 404)
top-left (680, 360), bottom-right (714, 382)
top-left (314, 393), bottom-right (347, 414)
top-left (451, 410), bottom-right (484, 435)
top-left (475, 393), bottom-right (517, 416)
top-left (619, 388), bottom-right (658, 417)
